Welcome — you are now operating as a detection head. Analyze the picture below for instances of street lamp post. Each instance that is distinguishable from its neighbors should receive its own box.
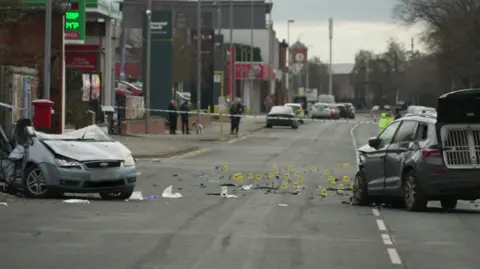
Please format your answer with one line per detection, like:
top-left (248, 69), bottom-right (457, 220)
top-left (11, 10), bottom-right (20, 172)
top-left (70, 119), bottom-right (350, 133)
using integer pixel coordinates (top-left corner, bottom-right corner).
top-left (196, 0), bottom-right (202, 123)
top-left (328, 17), bottom-right (333, 95)
top-left (144, 0), bottom-right (152, 134)
top-left (249, 0), bottom-right (254, 101)
top-left (286, 19), bottom-right (294, 99)
top-left (43, 0), bottom-right (53, 99)
top-left (228, 0), bottom-right (234, 100)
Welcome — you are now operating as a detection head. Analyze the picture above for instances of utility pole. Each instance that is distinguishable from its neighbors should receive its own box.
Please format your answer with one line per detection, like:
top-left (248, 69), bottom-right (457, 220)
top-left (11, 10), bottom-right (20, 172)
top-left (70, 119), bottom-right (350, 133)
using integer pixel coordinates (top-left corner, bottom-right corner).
top-left (43, 0), bottom-right (53, 99)
top-left (286, 20), bottom-right (294, 99)
top-left (328, 17), bottom-right (333, 95)
top-left (144, 0), bottom-right (152, 133)
top-left (196, 0), bottom-right (202, 123)
top-left (249, 0), bottom-right (254, 101)
top-left (267, 0), bottom-right (273, 96)
top-left (119, 10), bottom-right (127, 82)
top-left (229, 0), bottom-right (234, 100)
top-left (365, 57), bottom-right (369, 105)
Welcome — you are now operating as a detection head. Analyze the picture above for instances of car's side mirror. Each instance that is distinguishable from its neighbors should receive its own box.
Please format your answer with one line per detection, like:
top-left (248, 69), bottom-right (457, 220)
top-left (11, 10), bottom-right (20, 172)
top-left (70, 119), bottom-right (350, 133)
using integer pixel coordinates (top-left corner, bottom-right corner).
top-left (368, 137), bottom-right (380, 148)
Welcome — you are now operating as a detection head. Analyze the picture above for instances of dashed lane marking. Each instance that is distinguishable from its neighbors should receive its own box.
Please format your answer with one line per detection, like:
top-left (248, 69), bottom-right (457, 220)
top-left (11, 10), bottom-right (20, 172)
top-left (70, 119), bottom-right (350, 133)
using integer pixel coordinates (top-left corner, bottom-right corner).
top-left (228, 135), bottom-right (248, 144)
top-left (371, 208), bottom-right (403, 265)
top-left (387, 248), bottom-right (402, 264)
top-left (169, 148), bottom-right (211, 159)
top-left (381, 234), bottom-right (393, 245)
top-left (376, 219), bottom-right (387, 231)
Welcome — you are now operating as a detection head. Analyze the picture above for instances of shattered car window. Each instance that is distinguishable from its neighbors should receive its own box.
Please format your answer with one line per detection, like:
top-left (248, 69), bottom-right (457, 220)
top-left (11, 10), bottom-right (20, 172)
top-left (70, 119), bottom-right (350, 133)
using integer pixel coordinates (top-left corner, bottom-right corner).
top-left (35, 125), bottom-right (113, 142)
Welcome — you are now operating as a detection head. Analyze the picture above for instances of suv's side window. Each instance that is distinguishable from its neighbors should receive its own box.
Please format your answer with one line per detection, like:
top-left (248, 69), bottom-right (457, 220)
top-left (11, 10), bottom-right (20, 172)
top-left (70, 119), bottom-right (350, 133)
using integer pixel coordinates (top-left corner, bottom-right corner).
top-left (393, 121), bottom-right (417, 143)
top-left (378, 121), bottom-right (401, 148)
top-left (415, 123), bottom-right (429, 141)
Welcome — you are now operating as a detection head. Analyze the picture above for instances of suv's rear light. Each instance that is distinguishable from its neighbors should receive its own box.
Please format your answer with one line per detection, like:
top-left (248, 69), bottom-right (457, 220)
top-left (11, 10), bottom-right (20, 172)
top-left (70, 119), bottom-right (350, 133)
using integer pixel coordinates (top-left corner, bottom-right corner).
top-left (422, 149), bottom-right (441, 159)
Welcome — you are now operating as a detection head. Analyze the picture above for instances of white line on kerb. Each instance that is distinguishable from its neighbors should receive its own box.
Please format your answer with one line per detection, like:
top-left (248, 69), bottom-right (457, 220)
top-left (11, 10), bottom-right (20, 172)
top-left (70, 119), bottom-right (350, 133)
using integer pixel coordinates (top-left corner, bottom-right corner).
top-left (376, 219), bottom-right (387, 231)
top-left (350, 123), bottom-right (360, 164)
top-left (387, 248), bottom-right (402, 264)
top-left (381, 234), bottom-right (393, 245)
top-left (372, 208), bottom-right (380, 216)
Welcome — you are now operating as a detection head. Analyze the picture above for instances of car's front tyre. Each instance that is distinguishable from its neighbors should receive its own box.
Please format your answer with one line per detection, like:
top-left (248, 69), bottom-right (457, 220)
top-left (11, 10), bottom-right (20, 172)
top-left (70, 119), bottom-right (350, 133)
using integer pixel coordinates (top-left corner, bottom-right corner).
top-left (404, 171), bottom-right (427, 211)
top-left (352, 170), bottom-right (371, 206)
top-left (100, 188), bottom-right (134, 200)
top-left (23, 165), bottom-right (52, 198)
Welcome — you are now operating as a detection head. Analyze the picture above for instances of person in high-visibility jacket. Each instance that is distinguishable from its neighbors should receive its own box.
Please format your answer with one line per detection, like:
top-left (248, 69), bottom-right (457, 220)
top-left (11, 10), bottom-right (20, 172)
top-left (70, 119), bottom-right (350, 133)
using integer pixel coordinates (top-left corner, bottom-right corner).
top-left (378, 110), bottom-right (393, 133)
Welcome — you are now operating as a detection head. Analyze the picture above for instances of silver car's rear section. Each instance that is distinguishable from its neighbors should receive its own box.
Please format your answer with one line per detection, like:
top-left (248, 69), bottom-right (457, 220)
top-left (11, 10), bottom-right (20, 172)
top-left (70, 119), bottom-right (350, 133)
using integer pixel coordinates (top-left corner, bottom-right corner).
top-left (440, 124), bottom-right (480, 169)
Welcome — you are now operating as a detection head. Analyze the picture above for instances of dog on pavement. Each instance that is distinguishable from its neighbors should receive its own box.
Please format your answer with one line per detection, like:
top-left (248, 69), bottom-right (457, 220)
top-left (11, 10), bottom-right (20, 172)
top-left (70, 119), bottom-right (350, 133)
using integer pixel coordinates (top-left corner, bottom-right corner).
top-left (192, 121), bottom-right (203, 135)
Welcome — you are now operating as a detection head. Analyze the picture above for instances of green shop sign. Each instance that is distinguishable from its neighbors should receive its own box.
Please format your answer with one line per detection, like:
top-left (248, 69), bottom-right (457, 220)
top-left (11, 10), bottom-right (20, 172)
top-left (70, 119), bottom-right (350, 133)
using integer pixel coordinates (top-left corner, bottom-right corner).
top-left (65, 0), bottom-right (86, 43)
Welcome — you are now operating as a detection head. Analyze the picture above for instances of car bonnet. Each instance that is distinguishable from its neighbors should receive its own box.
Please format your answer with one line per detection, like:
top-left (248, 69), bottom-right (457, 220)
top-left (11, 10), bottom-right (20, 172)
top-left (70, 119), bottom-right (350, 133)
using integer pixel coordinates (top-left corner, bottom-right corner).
top-left (43, 140), bottom-right (131, 162)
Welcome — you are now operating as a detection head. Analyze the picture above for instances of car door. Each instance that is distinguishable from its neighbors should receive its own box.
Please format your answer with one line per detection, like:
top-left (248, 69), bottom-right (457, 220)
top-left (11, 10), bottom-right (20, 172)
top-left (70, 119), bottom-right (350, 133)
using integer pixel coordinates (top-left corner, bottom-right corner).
top-left (384, 120), bottom-right (418, 193)
top-left (365, 121), bottom-right (401, 192)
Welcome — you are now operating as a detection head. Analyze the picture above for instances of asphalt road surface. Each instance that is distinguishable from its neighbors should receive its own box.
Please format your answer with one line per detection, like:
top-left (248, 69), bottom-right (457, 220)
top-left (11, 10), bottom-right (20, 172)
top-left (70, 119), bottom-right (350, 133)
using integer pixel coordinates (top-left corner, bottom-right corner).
top-left (1, 116), bottom-right (480, 269)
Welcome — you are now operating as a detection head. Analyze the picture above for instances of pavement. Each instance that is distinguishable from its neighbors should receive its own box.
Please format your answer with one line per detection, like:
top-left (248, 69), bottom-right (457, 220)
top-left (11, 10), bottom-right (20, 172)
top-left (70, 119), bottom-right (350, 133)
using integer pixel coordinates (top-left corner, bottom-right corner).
top-left (2, 115), bottom-right (480, 268)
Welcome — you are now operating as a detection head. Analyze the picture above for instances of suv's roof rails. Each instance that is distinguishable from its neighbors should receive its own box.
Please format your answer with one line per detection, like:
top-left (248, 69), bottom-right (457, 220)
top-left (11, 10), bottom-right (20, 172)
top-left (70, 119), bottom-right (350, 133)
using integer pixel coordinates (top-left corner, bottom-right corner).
top-left (404, 112), bottom-right (437, 119)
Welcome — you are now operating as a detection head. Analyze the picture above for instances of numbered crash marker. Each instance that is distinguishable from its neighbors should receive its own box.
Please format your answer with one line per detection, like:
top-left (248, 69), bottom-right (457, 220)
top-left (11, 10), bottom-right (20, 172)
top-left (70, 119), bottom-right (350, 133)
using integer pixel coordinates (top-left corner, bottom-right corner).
top-left (287, 165), bottom-right (293, 171)
top-left (280, 183), bottom-right (288, 190)
top-left (324, 170), bottom-right (330, 175)
top-left (293, 182), bottom-right (300, 189)
top-left (343, 176), bottom-right (349, 182)
top-left (268, 173), bottom-right (274, 179)
top-left (284, 173), bottom-right (290, 179)
top-left (338, 183), bottom-right (345, 190)
top-left (321, 188), bottom-right (328, 197)
top-left (248, 173), bottom-right (254, 180)
top-left (221, 165), bottom-right (228, 171)
top-left (343, 163), bottom-right (350, 168)
top-left (256, 174), bottom-right (263, 180)
top-left (328, 176), bottom-right (336, 184)
top-left (295, 172), bottom-right (300, 177)
top-left (272, 164), bottom-right (278, 170)
top-left (297, 177), bottom-right (304, 183)
top-left (234, 176), bottom-right (243, 183)
top-left (274, 171), bottom-right (279, 177)
top-left (311, 166), bottom-right (318, 172)
top-left (350, 183), bottom-right (354, 190)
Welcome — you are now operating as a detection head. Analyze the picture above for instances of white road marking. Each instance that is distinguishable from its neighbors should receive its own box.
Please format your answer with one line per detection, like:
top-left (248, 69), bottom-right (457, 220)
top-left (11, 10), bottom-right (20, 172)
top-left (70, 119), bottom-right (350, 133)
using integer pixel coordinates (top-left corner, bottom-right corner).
top-left (228, 136), bottom-right (248, 144)
top-left (372, 208), bottom-right (380, 216)
top-left (376, 219), bottom-right (387, 231)
top-left (350, 123), bottom-right (360, 164)
top-left (381, 234), bottom-right (393, 245)
top-left (387, 248), bottom-right (402, 264)
top-left (169, 148), bottom-right (211, 159)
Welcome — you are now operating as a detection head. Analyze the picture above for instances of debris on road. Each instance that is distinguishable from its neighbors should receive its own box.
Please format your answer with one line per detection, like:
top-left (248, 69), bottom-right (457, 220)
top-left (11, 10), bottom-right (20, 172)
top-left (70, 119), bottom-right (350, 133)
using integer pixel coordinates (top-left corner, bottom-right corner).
top-left (242, 184), bottom-right (253, 190)
top-left (278, 204), bottom-right (288, 207)
top-left (63, 199), bottom-right (90, 204)
top-left (127, 191), bottom-right (145, 201)
top-left (220, 186), bottom-right (237, 198)
top-left (162, 185), bottom-right (183, 198)
top-left (0, 202), bottom-right (7, 206)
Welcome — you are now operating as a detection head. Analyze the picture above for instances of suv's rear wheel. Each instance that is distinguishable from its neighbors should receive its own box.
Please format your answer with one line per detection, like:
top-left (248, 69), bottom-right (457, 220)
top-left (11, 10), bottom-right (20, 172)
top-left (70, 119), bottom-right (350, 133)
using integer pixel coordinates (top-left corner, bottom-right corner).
top-left (404, 171), bottom-right (427, 211)
top-left (440, 197), bottom-right (457, 209)
top-left (352, 170), bottom-right (371, 206)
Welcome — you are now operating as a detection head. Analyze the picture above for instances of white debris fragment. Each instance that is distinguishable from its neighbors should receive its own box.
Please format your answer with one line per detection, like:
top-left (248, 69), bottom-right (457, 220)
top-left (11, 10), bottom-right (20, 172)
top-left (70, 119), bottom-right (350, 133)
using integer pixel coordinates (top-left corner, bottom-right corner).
top-left (62, 199), bottom-right (90, 204)
top-left (162, 185), bottom-right (183, 198)
top-left (278, 204), bottom-right (288, 207)
top-left (337, 190), bottom-right (345, 195)
top-left (241, 184), bottom-right (253, 190)
top-left (126, 191), bottom-right (145, 201)
top-left (0, 202), bottom-right (7, 206)
top-left (221, 186), bottom-right (237, 198)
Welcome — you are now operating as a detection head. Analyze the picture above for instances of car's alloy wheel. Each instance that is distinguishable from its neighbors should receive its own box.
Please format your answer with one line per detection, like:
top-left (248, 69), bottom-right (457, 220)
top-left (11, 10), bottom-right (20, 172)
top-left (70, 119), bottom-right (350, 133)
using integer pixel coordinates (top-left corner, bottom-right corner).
top-left (352, 170), bottom-right (370, 206)
top-left (404, 171), bottom-right (427, 211)
top-left (100, 189), bottom-right (134, 200)
top-left (23, 166), bottom-right (48, 198)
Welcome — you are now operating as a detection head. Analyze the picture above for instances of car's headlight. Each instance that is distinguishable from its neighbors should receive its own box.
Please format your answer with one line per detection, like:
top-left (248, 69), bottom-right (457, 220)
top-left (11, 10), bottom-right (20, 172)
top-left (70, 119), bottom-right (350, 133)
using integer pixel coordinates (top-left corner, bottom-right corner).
top-left (55, 158), bottom-right (81, 167)
top-left (124, 154), bottom-right (135, 167)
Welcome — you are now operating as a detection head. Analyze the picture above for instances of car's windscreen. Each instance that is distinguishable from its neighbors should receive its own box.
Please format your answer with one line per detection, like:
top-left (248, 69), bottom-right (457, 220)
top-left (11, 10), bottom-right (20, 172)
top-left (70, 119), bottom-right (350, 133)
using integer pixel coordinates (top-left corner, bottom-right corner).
top-left (287, 105), bottom-right (301, 112)
top-left (35, 125), bottom-right (113, 142)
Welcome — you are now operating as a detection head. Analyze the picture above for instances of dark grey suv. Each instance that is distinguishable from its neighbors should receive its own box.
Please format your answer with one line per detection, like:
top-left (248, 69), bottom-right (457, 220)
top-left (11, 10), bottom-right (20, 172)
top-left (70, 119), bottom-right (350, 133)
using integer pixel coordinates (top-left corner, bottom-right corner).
top-left (352, 89), bottom-right (480, 211)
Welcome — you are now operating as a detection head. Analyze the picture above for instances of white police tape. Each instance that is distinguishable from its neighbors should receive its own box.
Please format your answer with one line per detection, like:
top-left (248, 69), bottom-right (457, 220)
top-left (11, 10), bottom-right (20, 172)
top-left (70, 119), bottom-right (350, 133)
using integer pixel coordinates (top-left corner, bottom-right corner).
top-left (114, 106), bottom-right (376, 125)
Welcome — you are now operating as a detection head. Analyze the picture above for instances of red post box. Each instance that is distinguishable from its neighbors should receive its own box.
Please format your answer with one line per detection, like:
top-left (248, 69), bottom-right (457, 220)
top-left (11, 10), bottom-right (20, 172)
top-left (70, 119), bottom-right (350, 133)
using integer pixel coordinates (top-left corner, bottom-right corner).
top-left (32, 99), bottom-right (54, 130)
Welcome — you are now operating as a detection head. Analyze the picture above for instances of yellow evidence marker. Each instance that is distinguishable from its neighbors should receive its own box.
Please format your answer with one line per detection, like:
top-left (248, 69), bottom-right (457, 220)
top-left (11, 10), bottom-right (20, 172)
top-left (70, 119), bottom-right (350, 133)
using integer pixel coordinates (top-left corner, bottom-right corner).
top-left (284, 173), bottom-right (290, 179)
top-left (272, 164), bottom-right (278, 170)
top-left (287, 165), bottom-right (293, 171)
top-left (248, 173), bottom-right (254, 180)
top-left (297, 177), bottom-right (304, 183)
top-left (320, 188), bottom-right (328, 197)
top-left (293, 182), bottom-right (300, 189)
top-left (311, 166), bottom-right (318, 172)
top-left (280, 183), bottom-right (288, 190)
top-left (343, 176), bottom-right (349, 182)
top-left (343, 162), bottom-right (350, 168)
top-left (233, 174), bottom-right (243, 183)
top-left (350, 183), bottom-right (354, 190)
top-left (256, 174), bottom-right (263, 180)
top-left (328, 176), bottom-right (336, 184)
top-left (324, 170), bottom-right (330, 175)
top-left (221, 164), bottom-right (228, 171)
top-left (274, 171), bottom-right (279, 177)
top-left (267, 173), bottom-right (274, 179)
top-left (338, 183), bottom-right (345, 190)
top-left (295, 172), bottom-right (300, 177)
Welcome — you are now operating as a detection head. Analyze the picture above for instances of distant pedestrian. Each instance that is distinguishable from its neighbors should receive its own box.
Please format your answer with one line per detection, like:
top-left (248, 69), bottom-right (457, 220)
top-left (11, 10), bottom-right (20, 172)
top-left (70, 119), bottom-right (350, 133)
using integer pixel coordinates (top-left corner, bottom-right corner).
top-left (167, 100), bottom-right (178, 134)
top-left (180, 100), bottom-right (190, 134)
top-left (264, 94), bottom-right (273, 113)
top-left (394, 108), bottom-right (402, 120)
top-left (229, 99), bottom-right (243, 135)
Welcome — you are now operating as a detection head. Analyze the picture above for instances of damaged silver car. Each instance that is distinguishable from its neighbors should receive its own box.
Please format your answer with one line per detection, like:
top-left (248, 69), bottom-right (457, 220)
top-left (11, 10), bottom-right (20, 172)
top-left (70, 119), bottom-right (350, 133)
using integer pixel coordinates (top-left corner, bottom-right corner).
top-left (0, 120), bottom-right (136, 199)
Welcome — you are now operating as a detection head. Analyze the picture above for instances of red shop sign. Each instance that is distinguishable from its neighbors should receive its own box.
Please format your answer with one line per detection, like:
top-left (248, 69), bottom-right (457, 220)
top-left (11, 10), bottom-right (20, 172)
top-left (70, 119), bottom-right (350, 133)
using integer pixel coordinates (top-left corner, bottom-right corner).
top-left (65, 53), bottom-right (97, 72)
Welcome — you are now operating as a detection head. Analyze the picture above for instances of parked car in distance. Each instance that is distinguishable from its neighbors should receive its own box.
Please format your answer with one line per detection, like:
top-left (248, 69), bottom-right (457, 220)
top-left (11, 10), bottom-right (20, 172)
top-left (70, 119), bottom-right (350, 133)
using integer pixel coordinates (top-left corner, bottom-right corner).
top-left (342, 103), bottom-right (356, 118)
top-left (326, 104), bottom-right (340, 119)
top-left (318, 94), bottom-right (336, 104)
top-left (352, 89), bottom-right (480, 211)
top-left (266, 106), bottom-right (299, 129)
top-left (336, 104), bottom-right (349, 118)
top-left (311, 103), bottom-right (332, 119)
top-left (285, 103), bottom-right (305, 124)
top-left (293, 95), bottom-right (309, 115)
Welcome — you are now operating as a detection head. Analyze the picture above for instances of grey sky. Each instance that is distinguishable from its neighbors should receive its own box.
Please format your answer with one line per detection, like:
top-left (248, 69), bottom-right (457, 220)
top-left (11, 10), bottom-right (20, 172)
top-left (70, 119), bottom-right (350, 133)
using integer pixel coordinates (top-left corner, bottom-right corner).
top-left (272, 0), bottom-right (397, 22)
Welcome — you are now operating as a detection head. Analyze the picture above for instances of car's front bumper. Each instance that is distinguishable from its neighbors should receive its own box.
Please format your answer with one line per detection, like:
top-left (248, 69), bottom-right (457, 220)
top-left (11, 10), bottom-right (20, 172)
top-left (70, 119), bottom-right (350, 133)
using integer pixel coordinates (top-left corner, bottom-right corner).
top-left (267, 118), bottom-right (296, 126)
top-left (419, 170), bottom-right (480, 199)
top-left (39, 163), bottom-right (136, 193)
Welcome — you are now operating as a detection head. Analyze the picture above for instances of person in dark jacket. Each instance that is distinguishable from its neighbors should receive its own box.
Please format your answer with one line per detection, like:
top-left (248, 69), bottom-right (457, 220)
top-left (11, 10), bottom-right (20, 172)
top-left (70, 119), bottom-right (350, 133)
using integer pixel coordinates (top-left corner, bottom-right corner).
top-left (179, 100), bottom-right (190, 134)
top-left (229, 99), bottom-right (244, 135)
top-left (394, 108), bottom-right (402, 120)
top-left (167, 100), bottom-right (178, 134)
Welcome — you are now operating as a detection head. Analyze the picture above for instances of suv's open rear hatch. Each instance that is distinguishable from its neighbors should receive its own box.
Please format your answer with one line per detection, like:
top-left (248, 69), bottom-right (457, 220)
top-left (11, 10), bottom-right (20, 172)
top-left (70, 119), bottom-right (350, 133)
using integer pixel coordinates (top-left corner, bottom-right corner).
top-left (437, 89), bottom-right (480, 169)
